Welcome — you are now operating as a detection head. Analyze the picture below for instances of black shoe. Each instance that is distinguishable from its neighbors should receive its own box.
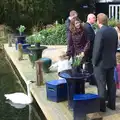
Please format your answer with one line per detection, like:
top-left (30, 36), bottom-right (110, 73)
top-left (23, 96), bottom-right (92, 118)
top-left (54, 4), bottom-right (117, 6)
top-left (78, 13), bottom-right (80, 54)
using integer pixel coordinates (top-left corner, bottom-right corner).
top-left (107, 104), bottom-right (116, 110)
top-left (100, 108), bottom-right (106, 112)
top-left (100, 106), bottom-right (106, 112)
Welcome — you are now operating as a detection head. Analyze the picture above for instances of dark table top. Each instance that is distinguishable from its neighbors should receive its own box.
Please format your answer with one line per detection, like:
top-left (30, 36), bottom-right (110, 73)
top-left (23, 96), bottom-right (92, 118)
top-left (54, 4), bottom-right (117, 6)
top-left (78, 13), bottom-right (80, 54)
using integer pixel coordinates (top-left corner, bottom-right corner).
top-left (27, 46), bottom-right (47, 51)
top-left (15, 35), bottom-right (26, 38)
top-left (59, 69), bottom-right (91, 81)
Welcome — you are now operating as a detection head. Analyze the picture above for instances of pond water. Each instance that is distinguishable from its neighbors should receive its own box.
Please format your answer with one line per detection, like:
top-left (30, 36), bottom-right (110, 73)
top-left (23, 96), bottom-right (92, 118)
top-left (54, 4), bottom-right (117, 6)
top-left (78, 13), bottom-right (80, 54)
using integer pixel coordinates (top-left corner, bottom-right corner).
top-left (0, 50), bottom-right (45, 120)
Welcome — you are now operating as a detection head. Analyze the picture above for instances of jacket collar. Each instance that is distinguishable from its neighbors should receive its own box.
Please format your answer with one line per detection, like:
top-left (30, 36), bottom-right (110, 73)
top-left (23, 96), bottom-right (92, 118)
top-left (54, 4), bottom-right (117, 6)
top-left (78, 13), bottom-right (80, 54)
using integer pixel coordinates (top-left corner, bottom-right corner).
top-left (101, 25), bottom-right (108, 29)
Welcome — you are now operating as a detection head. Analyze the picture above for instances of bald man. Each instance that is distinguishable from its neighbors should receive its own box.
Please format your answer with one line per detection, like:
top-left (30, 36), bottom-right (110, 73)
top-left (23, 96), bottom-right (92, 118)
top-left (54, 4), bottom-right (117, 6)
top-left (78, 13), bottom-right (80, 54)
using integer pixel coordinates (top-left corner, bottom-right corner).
top-left (84, 14), bottom-right (96, 85)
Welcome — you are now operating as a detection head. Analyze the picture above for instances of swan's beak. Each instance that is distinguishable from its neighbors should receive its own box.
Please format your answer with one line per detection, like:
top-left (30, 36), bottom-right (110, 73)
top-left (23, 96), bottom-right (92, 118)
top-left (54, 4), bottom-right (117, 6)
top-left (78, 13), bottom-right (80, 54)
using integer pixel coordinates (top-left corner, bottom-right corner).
top-left (26, 80), bottom-right (35, 84)
top-left (30, 81), bottom-right (36, 83)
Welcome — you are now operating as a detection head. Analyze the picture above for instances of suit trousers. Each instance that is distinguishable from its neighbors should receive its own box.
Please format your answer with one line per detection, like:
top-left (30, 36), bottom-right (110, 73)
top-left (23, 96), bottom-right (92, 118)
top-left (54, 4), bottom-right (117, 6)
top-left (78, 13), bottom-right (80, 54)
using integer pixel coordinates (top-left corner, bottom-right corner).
top-left (85, 62), bottom-right (96, 85)
top-left (94, 65), bottom-right (116, 111)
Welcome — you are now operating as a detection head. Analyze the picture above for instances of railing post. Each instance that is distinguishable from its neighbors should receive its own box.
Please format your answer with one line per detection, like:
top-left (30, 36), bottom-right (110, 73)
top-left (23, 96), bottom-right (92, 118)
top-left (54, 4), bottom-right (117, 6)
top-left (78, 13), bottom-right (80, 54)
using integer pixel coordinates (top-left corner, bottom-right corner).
top-left (17, 43), bottom-right (23, 61)
top-left (8, 34), bottom-right (12, 47)
top-left (35, 60), bottom-right (44, 86)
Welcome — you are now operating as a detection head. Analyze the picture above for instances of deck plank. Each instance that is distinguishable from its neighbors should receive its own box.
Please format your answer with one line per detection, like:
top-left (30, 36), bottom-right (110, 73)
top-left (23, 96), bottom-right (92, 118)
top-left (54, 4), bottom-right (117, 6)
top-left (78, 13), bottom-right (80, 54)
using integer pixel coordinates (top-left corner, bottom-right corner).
top-left (31, 85), bottom-right (73, 120)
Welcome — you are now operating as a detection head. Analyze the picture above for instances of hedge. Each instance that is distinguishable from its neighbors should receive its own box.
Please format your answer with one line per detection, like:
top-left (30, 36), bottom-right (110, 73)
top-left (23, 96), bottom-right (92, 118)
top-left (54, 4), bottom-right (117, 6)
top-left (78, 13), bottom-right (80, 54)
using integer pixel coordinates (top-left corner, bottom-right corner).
top-left (39, 24), bottom-right (67, 45)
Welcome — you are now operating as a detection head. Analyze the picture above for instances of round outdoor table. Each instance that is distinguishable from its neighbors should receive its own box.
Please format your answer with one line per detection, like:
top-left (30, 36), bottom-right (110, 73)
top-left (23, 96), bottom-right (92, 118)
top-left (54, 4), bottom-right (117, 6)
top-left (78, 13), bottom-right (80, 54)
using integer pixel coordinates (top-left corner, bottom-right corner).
top-left (27, 46), bottom-right (47, 67)
top-left (22, 43), bottom-right (31, 53)
top-left (59, 69), bottom-right (91, 110)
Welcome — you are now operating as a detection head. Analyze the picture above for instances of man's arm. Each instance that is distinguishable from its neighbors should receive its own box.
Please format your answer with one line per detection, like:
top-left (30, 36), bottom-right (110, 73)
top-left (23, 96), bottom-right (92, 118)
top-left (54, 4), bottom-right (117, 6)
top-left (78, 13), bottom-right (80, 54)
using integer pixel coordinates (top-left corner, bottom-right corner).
top-left (83, 31), bottom-right (90, 54)
top-left (84, 24), bottom-right (95, 42)
top-left (92, 31), bottom-right (103, 66)
top-left (66, 32), bottom-right (74, 58)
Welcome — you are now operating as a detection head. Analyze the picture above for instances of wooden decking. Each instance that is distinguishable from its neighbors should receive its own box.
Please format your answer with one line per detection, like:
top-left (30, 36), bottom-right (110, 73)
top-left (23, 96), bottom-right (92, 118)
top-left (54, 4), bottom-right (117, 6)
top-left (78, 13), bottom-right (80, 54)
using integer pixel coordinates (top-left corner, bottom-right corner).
top-left (4, 44), bottom-right (120, 120)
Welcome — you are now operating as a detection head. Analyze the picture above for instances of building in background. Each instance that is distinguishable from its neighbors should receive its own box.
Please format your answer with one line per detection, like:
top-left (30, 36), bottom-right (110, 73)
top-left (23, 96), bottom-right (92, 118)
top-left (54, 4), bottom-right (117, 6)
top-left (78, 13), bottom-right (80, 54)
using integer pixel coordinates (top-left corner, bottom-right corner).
top-left (96, 0), bottom-right (120, 20)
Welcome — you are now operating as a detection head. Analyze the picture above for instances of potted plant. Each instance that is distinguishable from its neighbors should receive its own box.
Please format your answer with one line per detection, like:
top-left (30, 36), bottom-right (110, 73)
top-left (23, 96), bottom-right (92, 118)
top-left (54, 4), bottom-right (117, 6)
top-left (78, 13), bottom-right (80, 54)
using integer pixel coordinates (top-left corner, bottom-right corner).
top-left (26, 33), bottom-right (47, 67)
top-left (17, 25), bottom-right (26, 36)
top-left (27, 33), bottom-right (45, 47)
top-left (33, 33), bottom-right (45, 47)
top-left (72, 53), bottom-right (84, 75)
top-left (15, 25), bottom-right (26, 50)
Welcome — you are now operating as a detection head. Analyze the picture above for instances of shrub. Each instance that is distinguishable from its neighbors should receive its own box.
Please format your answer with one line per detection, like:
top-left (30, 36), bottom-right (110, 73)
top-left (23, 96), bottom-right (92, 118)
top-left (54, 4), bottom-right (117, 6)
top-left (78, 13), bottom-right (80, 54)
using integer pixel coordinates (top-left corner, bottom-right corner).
top-left (92, 23), bottom-right (98, 30)
top-left (92, 20), bottom-right (117, 30)
top-left (39, 24), bottom-right (67, 45)
top-left (108, 19), bottom-right (117, 27)
top-left (26, 33), bottom-right (45, 44)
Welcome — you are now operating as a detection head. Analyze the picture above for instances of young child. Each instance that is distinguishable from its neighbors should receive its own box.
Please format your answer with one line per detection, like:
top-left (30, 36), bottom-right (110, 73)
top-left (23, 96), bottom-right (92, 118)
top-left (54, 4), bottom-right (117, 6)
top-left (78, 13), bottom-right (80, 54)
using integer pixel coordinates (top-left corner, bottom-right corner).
top-left (50, 52), bottom-right (72, 79)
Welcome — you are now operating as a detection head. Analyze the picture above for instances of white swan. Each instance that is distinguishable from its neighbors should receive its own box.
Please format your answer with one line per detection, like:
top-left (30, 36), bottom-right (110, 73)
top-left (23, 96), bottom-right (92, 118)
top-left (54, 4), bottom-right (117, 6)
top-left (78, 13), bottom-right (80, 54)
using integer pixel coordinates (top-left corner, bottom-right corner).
top-left (4, 80), bottom-right (33, 104)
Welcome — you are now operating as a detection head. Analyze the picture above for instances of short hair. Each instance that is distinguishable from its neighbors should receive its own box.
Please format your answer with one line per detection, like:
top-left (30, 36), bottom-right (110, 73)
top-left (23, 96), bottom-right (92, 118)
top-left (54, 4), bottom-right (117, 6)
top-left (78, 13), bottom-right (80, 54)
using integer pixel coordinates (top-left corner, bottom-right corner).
top-left (97, 13), bottom-right (108, 25)
top-left (87, 13), bottom-right (96, 21)
top-left (69, 10), bottom-right (77, 16)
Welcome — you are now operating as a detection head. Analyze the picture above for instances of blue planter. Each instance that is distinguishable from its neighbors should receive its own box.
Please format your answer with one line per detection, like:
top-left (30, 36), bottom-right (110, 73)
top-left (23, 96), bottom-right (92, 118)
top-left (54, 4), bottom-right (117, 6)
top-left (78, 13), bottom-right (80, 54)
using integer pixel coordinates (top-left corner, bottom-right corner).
top-left (46, 79), bottom-right (68, 102)
top-left (67, 78), bottom-right (85, 110)
top-left (59, 70), bottom-right (91, 110)
top-left (40, 57), bottom-right (52, 73)
top-left (15, 34), bottom-right (26, 50)
top-left (73, 94), bottom-right (100, 120)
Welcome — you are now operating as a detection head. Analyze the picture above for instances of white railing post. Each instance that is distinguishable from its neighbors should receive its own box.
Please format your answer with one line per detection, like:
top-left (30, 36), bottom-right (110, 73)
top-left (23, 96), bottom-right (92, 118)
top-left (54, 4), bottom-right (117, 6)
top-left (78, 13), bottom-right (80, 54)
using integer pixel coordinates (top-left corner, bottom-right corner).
top-left (109, 4), bottom-right (120, 21)
top-left (115, 5), bottom-right (118, 20)
top-left (109, 5), bottom-right (112, 19)
top-left (112, 5), bottom-right (114, 18)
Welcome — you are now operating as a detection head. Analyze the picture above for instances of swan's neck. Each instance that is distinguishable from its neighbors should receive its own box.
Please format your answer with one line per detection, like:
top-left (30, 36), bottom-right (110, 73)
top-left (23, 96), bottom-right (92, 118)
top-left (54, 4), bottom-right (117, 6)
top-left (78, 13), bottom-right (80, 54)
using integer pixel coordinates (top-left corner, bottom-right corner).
top-left (26, 83), bottom-right (32, 100)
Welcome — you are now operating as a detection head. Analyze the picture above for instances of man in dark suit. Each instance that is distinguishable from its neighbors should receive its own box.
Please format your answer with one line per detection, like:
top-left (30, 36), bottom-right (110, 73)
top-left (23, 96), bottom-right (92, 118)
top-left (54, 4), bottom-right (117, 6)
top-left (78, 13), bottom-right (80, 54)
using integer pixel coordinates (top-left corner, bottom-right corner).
top-left (92, 13), bottom-right (118, 112)
top-left (65, 10), bottom-right (78, 41)
top-left (84, 14), bottom-right (96, 85)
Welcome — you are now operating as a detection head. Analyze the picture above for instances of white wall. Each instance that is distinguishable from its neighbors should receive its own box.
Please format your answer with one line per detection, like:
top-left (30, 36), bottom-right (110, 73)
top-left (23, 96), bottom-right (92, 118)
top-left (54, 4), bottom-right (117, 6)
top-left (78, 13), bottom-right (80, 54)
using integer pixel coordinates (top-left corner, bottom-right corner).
top-left (109, 4), bottom-right (120, 20)
top-left (99, 0), bottom-right (120, 2)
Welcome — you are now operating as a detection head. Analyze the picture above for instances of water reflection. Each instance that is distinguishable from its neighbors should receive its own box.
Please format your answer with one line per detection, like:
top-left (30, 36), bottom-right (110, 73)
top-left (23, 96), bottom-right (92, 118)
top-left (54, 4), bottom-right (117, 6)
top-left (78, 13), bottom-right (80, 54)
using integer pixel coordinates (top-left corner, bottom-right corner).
top-left (5, 101), bottom-right (27, 109)
top-left (0, 50), bottom-right (42, 120)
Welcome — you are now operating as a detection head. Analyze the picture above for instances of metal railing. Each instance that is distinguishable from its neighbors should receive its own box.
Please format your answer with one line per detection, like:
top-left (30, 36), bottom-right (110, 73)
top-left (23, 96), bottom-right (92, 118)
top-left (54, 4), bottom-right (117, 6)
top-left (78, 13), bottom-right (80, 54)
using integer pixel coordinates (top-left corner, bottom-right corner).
top-left (109, 4), bottom-right (120, 20)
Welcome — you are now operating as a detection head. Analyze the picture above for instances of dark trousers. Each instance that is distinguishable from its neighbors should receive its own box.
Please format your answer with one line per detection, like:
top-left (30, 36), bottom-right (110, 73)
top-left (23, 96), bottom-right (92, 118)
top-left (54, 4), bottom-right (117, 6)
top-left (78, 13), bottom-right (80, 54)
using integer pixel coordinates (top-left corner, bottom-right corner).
top-left (85, 62), bottom-right (96, 85)
top-left (94, 65), bottom-right (116, 111)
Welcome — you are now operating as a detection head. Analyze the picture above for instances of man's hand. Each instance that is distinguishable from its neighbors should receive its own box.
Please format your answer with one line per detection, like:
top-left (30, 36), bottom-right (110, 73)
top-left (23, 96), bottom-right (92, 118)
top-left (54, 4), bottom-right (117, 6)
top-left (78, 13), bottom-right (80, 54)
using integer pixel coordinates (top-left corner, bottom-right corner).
top-left (69, 16), bottom-right (74, 20)
top-left (81, 52), bottom-right (84, 57)
top-left (73, 14), bottom-right (77, 18)
top-left (76, 52), bottom-right (84, 58)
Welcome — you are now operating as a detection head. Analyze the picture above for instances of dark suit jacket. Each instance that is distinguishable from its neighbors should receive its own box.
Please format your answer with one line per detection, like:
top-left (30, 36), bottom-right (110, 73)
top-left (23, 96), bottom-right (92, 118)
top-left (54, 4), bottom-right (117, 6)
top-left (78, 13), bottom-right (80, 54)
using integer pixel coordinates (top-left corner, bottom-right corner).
top-left (92, 26), bottom-right (118, 69)
top-left (84, 22), bottom-right (95, 61)
top-left (65, 18), bottom-right (70, 32)
top-left (65, 18), bottom-right (70, 41)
